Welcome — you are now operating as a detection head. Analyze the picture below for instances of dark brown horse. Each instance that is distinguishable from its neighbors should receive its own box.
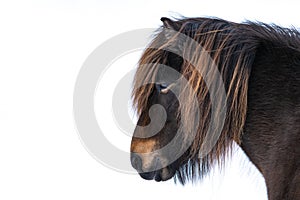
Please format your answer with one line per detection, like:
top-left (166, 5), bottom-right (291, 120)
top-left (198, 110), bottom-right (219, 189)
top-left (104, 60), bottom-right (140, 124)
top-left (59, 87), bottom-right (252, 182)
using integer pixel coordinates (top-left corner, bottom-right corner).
top-left (130, 17), bottom-right (300, 200)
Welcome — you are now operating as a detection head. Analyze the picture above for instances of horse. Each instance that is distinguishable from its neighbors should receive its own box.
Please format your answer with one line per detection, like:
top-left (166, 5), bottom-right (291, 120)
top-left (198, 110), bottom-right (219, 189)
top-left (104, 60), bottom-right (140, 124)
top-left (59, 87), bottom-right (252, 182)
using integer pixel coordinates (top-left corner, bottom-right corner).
top-left (130, 17), bottom-right (300, 200)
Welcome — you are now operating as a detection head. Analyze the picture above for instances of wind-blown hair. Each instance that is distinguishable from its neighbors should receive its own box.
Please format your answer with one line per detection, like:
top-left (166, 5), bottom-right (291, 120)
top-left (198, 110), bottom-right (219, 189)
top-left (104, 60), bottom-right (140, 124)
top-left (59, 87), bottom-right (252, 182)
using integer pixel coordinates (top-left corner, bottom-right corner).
top-left (132, 17), bottom-right (300, 184)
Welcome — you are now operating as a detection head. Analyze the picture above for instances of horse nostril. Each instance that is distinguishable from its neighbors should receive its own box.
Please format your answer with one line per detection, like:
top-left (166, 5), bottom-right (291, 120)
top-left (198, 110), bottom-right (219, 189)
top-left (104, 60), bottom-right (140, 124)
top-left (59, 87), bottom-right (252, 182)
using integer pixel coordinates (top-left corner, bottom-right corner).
top-left (131, 153), bottom-right (142, 172)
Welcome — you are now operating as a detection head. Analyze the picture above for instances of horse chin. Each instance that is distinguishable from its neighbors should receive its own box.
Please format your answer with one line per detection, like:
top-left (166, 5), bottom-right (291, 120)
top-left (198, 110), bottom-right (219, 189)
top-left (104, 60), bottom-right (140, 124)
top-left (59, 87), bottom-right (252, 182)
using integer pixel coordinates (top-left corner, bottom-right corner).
top-left (139, 167), bottom-right (175, 182)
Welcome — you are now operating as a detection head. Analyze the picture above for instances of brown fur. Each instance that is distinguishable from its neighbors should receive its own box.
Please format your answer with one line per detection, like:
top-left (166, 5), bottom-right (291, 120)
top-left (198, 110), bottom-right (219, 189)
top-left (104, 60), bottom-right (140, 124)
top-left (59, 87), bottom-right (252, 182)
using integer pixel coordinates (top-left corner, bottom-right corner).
top-left (133, 18), bottom-right (259, 181)
top-left (131, 17), bottom-right (300, 191)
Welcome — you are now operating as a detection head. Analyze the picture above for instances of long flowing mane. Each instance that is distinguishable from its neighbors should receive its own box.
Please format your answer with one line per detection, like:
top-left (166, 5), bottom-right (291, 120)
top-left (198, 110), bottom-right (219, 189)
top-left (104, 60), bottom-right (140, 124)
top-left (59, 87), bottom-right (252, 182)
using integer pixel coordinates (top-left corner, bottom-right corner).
top-left (132, 17), bottom-right (300, 184)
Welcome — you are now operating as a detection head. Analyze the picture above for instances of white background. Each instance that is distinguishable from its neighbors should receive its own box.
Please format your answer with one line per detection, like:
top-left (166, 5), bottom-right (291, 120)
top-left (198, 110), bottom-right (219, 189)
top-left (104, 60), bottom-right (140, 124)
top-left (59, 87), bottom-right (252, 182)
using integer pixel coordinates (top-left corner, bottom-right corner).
top-left (1, 1), bottom-right (299, 199)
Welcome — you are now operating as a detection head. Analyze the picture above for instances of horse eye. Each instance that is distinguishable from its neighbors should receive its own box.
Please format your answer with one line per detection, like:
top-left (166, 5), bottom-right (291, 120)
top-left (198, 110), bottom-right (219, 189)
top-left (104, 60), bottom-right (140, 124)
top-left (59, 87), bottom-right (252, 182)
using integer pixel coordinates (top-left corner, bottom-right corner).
top-left (160, 82), bottom-right (168, 89)
top-left (155, 82), bottom-right (169, 93)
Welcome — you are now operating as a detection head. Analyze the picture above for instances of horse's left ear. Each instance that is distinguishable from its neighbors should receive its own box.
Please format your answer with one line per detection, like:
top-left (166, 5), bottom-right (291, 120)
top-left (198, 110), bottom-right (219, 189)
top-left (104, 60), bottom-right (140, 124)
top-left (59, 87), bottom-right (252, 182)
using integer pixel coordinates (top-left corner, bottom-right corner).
top-left (161, 17), bottom-right (180, 31)
top-left (161, 17), bottom-right (184, 54)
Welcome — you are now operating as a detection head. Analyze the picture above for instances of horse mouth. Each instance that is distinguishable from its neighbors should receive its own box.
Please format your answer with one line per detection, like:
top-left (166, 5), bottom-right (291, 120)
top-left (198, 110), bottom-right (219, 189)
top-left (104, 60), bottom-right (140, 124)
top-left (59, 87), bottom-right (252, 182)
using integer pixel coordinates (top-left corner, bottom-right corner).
top-left (139, 167), bottom-right (175, 182)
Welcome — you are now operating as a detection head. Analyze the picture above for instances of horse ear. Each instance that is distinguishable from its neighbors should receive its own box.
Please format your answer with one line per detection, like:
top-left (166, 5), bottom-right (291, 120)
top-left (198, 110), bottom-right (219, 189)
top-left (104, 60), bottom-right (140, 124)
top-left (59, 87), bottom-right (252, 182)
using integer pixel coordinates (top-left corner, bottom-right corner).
top-left (161, 17), bottom-right (180, 31)
top-left (161, 17), bottom-right (184, 55)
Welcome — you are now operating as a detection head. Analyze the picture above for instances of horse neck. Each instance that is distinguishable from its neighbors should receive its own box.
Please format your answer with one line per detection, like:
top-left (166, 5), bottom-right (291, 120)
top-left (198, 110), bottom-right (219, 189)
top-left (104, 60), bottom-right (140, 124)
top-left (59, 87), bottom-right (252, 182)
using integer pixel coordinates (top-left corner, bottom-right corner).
top-left (240, 46), bottom-right (300, 200)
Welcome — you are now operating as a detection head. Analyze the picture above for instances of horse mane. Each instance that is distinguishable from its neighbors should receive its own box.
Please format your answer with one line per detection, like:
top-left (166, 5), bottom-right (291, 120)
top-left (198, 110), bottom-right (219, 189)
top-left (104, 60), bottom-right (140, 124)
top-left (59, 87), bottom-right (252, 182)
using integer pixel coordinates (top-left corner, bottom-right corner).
top-left (132, 17), bottom-right (300, 184)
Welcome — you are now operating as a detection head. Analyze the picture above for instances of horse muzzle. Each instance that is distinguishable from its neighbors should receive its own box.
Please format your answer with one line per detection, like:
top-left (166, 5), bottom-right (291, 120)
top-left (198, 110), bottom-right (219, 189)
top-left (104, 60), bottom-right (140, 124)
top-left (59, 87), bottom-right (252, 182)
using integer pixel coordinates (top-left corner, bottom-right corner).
top-left (130, 153), bottom-right (175, 181)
